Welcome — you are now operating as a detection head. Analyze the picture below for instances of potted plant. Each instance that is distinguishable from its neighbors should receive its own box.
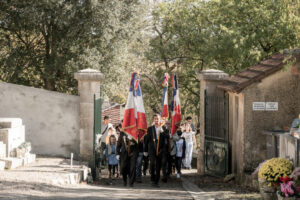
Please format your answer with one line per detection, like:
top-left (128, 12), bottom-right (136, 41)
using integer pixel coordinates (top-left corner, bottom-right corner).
top-left (290, 167), bottom-right (300, 197)
top-left (277, 176), bottom-right (295, 200)
top-left (258, 158), bottom-right (293, 200)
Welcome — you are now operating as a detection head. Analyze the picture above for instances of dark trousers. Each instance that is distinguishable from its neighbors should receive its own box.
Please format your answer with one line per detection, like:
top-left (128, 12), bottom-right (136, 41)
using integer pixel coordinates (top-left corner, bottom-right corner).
top-left (143, 155), bottom-right (149, 175)
top-left (108, 164), bottom-right (118, 176)
top-left (162, 153), bottom-right (168, 181)
top-left (175, 156), bottom-right (183, 174)
top-left (136, 152), bottom-right (143, 181)
top-left (150, 155), bottom-right (162, 184)
top-left (121, 154), bottom-right (137, 185)
top-left (167, 155), bottom-right (175, 176)
top-left (100, 142), bottom-right (106, 166)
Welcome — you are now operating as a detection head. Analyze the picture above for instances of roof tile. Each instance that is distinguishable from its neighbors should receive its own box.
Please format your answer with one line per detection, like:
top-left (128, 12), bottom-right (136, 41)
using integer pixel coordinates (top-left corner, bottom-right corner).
top-left (217, 52), bottom-right (288, 93)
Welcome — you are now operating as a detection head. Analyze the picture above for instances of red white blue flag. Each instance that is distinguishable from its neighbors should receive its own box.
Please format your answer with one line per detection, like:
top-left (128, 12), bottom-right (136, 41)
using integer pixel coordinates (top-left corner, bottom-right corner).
top-left (161, 73), bottom-right (169, 120)
top-left (122, 72), bottom-right (147, 141)
top-left (171, 74), bottom-right (182, 135)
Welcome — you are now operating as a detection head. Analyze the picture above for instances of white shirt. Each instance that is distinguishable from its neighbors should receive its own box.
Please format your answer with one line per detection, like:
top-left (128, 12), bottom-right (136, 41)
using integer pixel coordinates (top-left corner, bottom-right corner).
top-left (155, 126), bottom-right (160, 139)
top-left (183, 131), bottom-right (195, 143)
top-left (176, 138), bottom-right (184, 157)
top-left (100, 123), bottom-right (113, 143)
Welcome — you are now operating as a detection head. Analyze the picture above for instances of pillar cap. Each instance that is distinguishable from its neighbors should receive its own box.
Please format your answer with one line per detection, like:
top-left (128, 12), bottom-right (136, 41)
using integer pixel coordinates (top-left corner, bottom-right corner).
top-left (196, 69), bottom-right (229, 81)
top-left (74, 68), bottom-right (104, 81)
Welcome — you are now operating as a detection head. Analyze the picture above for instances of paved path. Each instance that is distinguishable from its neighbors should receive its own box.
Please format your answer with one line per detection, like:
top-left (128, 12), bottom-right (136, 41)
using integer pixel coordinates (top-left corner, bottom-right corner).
top-left (0, 157), bottom-right (194, 200)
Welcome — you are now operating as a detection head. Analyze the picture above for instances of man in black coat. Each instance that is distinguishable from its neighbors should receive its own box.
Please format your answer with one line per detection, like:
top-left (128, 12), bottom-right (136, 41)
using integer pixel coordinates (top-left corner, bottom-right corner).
top-left (161, 120), bottom-right (172, 183)
top-left (117, 131), bottom-right (138, 187)
top-left (144, 114), bottom-right (169, 187)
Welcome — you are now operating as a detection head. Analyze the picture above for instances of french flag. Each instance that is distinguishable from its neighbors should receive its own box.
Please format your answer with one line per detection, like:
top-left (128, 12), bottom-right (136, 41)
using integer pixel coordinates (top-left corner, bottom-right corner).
top-left (161, 73), bottom-right (169, 119)
top-left (171, 74), bottom-right (182, 135)
top-left (122, 73), bottom-right (147, 141)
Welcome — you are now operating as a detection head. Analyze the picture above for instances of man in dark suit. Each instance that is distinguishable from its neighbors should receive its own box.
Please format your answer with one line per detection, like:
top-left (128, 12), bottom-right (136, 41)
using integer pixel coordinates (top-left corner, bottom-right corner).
top-left (144, 114), bottom-right (168, 187)
top-left (117, 131), bottom-right (138, 187)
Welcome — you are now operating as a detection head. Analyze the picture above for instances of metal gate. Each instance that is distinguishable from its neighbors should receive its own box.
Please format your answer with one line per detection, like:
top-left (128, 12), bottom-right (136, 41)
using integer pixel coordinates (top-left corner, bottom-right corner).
top-left (204, 90), bottom-right (229, 177)
top-left (93, 86), bottom-right (102, 176)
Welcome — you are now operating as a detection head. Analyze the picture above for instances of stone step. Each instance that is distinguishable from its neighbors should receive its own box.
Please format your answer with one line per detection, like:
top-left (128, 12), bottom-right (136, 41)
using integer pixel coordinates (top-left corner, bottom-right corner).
top-left (0, 142), bottom-right (6, 158)
top-left (0, 158), bottom-right (90, 185)
top-left (22, 153), bottom-right (36, 166)
top-left (0, 160), bottom-right (5, 171)
top-left (0, 125), bottom-right (25, 157)
top-left (51, 166), bottom-right (89, 185)
top-left (0, 157), bottom-right (23, 169)
top-left (0, 118), bottom-right (23, 128)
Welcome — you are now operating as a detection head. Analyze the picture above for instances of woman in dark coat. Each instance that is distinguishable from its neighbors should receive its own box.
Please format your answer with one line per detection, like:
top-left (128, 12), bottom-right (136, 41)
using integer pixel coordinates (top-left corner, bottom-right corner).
top-left (117, 131), bottom-right (138, 187)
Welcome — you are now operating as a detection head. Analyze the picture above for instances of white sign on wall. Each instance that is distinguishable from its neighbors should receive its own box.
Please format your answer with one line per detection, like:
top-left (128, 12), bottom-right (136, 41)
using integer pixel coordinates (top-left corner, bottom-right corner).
top-left (252, 102), bottom-right (266, 111)
top-left (266, 102), bottom-right (278, 111)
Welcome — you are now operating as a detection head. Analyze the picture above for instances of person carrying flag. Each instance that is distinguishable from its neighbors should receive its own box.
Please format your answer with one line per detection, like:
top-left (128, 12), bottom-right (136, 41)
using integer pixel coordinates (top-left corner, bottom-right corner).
top-left (117, 130), bottom-right (138, 187)
top-left (120, 72), bottom-right (147, 187)
top-left (144, 114), bottom-right (169, 187)
top-left (160, 73), bottom-right (173, 182)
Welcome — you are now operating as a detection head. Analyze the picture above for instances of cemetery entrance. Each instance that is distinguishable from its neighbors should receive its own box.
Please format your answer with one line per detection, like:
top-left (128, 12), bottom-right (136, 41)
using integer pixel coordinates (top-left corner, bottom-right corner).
top-left (204, 90), bottom-right (229, 177)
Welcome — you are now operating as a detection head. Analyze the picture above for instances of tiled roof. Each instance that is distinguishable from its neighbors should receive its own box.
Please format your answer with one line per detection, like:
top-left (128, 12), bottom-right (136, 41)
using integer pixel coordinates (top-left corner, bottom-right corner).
top-left (217, 53), bottom-right (286, 93)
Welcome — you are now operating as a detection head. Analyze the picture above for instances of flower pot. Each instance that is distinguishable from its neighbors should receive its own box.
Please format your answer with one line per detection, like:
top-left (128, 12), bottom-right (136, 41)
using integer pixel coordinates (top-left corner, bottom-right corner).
top-left (258, 178), bottom-right (277, 200)
top-left (277, 191), bottom-right (296, 200)
top-left (293, 185), bottom-right (300, 194)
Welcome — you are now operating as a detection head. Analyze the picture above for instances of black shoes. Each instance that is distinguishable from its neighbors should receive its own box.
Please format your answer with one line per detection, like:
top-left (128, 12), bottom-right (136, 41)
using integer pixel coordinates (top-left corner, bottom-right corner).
top-left (123, 181), bottom-right (127, 186)
top-left (151, 182), bottom-right (160, 188)
top-left (162, 178), bottom-right (167, 183)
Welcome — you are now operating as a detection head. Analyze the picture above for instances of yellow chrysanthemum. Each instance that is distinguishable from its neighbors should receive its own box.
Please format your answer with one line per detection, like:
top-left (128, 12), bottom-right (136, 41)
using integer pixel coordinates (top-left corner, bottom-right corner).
top-left (258, 158), bottom-right (292, 182)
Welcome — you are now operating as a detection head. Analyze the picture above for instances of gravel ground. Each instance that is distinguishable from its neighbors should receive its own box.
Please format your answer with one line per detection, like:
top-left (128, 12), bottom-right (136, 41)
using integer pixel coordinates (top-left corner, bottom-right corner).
top-left (0, 157), bottom-right (192, 200)
top-left (184, 172), bottom-right (261, 200)
top-left (0, 157), bottom-right (261, 200)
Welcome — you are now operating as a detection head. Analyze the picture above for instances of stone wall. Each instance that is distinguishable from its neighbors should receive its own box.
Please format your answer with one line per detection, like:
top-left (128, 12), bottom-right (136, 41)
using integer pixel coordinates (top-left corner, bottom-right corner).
top-left (242, 63), bottom-right (300, 172)
top-left (228, 92), bottom-right (245, 182)
top-left (0, 82), bottom-right (80, 158)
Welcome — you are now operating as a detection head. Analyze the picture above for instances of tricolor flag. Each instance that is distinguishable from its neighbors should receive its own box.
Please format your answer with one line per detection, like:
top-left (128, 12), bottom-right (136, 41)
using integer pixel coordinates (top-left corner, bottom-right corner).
top-left (122, 72), bottom-right (147, 141)
top-left (171, 74), bottom-right (182, 135)
top-left (161, 73), bottom-right (169, 120)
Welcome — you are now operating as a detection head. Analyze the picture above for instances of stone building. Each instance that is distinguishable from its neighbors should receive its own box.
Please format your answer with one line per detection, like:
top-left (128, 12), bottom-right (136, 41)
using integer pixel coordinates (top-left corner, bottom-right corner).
top-left (216, 51), bottom-right (300, 184)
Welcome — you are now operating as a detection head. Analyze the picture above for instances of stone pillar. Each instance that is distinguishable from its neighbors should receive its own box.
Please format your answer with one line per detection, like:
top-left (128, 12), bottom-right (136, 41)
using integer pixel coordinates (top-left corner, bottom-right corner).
top-left (196, 69), bottom-right (229, 174)
top-left (74, 69), bottom-right (104, 166)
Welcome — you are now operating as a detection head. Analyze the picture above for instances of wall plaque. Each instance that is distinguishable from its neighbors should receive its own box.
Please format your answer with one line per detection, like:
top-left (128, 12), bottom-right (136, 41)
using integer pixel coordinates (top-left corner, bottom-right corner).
top-left (253, 102), bottom-right (265, 111)
top-left (266, 102), bottom-right (278, 111)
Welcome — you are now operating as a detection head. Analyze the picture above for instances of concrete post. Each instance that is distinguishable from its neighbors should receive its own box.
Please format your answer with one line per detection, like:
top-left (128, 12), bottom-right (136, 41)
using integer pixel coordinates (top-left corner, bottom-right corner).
top-left (196, 69), bottom-right (229, 174)
top-left (74, 69), bottom-right (104, 166)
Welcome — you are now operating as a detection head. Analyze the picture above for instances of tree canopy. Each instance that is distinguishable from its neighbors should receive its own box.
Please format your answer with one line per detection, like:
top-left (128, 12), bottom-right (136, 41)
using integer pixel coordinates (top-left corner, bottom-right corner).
top-left (143, 0), bottom-right (300, 124)
top-left (0, 0), bottom-right (300, 126)
top-left (0, 0), bottom-right (141, 95)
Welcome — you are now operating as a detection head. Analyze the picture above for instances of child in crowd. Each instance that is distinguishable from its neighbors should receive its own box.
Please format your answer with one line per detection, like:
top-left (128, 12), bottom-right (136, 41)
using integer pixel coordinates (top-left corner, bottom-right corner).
top-left (175, 129), bottom-right (186, 179)
top-left (105, 135), bottom-right (119, 179)
top-left (106, 127), bottom-right (118, 145)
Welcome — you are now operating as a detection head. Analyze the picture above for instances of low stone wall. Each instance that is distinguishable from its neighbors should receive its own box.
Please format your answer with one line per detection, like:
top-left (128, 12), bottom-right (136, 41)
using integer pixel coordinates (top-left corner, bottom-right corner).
top-left (0, 82), bottom-right (80, 158)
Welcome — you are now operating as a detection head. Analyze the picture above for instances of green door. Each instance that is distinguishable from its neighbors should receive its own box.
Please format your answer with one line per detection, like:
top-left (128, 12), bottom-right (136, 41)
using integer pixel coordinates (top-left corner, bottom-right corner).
top-left (93, 87), bottom-right (102, 172)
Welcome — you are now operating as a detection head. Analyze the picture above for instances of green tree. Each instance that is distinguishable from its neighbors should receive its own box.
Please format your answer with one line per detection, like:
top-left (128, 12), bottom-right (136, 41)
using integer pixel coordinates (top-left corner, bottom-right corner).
top-left (145, 0), bottom-right (300, 125)
top-left (0, 0), bottom-right (139, 94)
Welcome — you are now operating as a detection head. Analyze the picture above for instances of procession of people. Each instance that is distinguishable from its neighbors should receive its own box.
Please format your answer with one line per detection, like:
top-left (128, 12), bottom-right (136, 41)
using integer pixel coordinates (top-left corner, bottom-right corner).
top-left (97, 114), bottom-right (197, 187)
top-left (95, 72), bottom-right (197, 187)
